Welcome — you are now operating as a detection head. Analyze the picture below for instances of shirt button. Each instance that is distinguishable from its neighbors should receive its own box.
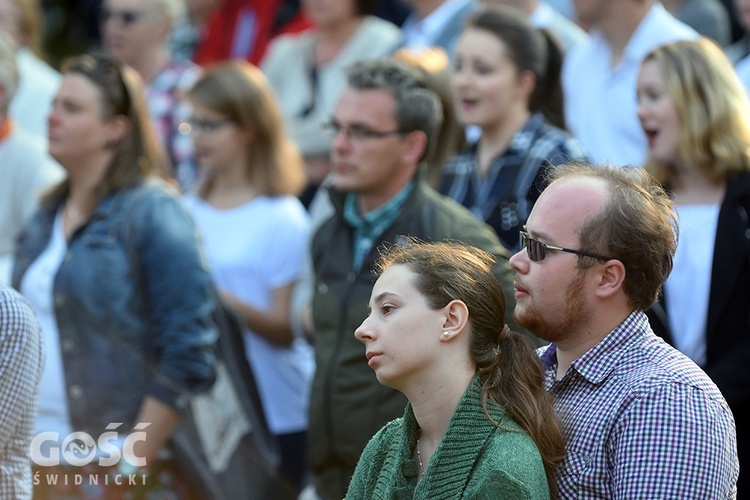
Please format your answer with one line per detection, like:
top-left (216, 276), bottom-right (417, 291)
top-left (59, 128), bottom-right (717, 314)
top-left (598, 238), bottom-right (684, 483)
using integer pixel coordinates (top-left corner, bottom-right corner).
top-left (69, 385), bottom-right (83, 399)
top-left (317, 283), bottom-right (328, 294)
top-left (61, 339), bottom-right (74, 352)
top-left (54, 295), bottom-right (65, 307)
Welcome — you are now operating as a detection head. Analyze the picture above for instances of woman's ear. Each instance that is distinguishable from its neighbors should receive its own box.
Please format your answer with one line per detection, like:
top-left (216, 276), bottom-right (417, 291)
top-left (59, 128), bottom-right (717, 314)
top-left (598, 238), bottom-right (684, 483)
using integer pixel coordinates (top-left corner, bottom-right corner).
top-left (105, 115), bottom-right (130, 148)
top-left (440, 299), bottom-right (469, 342)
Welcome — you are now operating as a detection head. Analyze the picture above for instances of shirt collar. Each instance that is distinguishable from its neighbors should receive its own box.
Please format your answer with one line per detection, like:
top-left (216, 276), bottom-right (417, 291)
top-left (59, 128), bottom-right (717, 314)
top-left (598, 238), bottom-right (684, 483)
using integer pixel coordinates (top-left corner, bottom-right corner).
top-left (623, 2), bottom-right (673, 64)
top-left (343, 180), bottom-right (415, 230)
top-left (542, 310), bottom-right (649, 384)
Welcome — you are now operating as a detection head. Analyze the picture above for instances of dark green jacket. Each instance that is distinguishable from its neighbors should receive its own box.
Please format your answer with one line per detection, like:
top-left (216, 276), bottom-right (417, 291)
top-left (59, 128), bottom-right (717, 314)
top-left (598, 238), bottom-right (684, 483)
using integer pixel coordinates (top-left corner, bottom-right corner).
top-left (309, 178), bottom-right (518, 500)
top-left (346, 377), bottom-right (550, 499)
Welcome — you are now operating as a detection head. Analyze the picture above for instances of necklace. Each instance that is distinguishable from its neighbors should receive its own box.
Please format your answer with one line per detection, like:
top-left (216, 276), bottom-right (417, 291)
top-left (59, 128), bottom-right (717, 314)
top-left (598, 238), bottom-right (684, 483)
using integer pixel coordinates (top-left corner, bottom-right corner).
top-left (416, 439), bottom-right (425, 476)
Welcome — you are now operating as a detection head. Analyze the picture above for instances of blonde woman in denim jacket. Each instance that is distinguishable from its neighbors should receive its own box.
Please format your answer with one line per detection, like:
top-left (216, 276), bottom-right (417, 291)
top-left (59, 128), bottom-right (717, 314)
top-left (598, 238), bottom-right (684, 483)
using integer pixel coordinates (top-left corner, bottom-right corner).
top-left (12, 54), bottom-right (217, 498)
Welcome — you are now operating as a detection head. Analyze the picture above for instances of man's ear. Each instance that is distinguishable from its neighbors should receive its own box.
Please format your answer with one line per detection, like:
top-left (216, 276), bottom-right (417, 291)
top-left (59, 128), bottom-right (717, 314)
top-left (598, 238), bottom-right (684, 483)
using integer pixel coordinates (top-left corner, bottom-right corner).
top-left (595, 259), bottom-right (627, 299)
top-left (440, 299), bottom-right (469, 342)
top-left (517, 70), bottom-right (537, 102)
top-left (401, 129), bottom-right (428, 167)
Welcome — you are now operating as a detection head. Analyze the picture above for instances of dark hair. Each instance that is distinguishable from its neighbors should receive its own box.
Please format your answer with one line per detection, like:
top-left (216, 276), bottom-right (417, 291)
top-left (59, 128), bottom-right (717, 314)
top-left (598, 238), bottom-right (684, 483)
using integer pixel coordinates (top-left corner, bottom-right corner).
top-left (465, 6), bottom-right (566, 129)
top-left (354, 0), bottom-right (377, 16)
top-left (188, 61), bottom-right (305, 197)
top-left (45, 53), bottom-right (171, 203)
top-left (345, 59), bottom-right (443, 162)
top-left (547, 163), bottom-right (678, 310)
top-left (374, 239), bottom-right (564, 498)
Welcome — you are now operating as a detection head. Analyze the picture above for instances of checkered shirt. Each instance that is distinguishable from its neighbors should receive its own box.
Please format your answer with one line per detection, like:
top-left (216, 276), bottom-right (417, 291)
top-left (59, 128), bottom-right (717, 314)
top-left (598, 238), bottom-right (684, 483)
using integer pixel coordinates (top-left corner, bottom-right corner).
top-left (146, 59), bottom-right (201, 191)
top-left (0, 284), bottom-right (43, 499)
top-left (539, 310), bottom-right (739, 499)
top-left (439, 112), bottom-right (589, 252)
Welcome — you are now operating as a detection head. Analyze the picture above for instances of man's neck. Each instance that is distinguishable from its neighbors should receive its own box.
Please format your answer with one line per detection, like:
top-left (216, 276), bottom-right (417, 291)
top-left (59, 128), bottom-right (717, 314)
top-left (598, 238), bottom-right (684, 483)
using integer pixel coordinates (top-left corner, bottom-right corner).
top-left (600, 1), bottom-right (652, 67)
top-left (553, 310), bottom-right (634, 379)
top-left (129, 48), bottom-right (169, 85)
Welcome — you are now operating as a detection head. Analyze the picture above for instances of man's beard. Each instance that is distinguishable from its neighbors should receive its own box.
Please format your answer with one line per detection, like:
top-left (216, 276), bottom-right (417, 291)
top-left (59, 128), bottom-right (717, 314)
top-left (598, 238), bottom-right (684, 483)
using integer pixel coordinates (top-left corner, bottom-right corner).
top-left (514, 269), bottom-right (590, 344)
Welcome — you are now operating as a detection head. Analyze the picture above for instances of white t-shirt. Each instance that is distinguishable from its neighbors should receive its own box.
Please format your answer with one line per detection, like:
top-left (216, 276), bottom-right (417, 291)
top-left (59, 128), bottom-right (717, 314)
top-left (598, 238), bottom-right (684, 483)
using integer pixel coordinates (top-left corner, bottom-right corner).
top-left (184, 194), bottom-right (314, 434)
top-left (562, 3), bottom-right (697, 167)
top-left (664, 203), bottom-right (720, 366)
top-left (21, 209), bottom-right (73, 439)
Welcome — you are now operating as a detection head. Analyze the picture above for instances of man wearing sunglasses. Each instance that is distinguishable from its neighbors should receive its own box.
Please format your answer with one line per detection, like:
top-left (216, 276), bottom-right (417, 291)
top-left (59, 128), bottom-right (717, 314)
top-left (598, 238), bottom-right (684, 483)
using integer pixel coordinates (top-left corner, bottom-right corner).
top-left (510, 162), bottom-right (739, 498)
top-left (303, 59), bottom-right (520, 500)
top-left (101, 0), bottom-right (200, 190)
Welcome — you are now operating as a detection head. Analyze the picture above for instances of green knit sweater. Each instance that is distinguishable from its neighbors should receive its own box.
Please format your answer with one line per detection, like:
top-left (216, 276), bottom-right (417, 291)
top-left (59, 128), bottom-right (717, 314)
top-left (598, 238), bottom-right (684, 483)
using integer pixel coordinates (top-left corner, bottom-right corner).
top-left (346, 377), bottom-right (551, 499)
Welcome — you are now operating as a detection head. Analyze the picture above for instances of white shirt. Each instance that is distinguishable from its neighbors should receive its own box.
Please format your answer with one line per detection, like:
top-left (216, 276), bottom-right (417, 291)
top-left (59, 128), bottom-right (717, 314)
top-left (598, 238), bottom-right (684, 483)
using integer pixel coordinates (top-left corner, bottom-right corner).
top-left (402, 0), bottom-right (472, 49)
top-left (562, 3), bottom-right (696, 167)
top-left (184, 194), bottom-right (315, 434)
top-left (21, 209), bottom-right (73, 439)
top-left (0, 126), bottom-right (65, 276)
top-left (664, 203), bottom-right (721, 366)
top-left (11, 47), bottom-right (62, 139)
top-left (530, 2), bottom-right (588, 51)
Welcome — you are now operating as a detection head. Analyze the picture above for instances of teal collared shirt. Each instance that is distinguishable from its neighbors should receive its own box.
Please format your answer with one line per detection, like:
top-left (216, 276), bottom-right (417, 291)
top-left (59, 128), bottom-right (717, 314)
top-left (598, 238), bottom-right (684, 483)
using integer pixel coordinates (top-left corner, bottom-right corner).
top-left (343, 181), bottom-right (415, 272)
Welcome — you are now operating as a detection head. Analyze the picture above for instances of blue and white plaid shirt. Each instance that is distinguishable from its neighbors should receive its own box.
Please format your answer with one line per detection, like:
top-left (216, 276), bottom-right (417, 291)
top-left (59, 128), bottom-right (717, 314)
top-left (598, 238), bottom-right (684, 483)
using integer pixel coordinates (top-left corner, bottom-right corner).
top-left (439, 113), bottom-right (588, 252)
top-left (539, 310), bottom-right (739, 499)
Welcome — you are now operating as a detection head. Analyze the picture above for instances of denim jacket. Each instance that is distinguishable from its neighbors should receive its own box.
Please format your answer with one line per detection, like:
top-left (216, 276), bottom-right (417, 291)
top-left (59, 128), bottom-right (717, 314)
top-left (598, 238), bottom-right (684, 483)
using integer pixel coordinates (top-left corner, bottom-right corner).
top-left (12, 178), bottom-right (217, 436)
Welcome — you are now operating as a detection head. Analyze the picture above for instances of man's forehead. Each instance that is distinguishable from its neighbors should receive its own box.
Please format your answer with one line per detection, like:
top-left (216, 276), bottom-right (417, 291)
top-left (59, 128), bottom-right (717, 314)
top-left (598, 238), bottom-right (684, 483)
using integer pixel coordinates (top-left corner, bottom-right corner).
top-left (334, 87), bottom-right (397, 122)
top-left (528, 176), bottom-right (608, 233)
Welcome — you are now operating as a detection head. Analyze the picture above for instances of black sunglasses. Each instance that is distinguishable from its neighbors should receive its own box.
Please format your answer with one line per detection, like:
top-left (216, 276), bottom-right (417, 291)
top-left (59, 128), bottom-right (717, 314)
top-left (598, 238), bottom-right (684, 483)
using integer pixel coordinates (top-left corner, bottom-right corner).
top-left (519, 230), bottom-right (614, 262)
top-left (100, 8), bottom-right (149, 25)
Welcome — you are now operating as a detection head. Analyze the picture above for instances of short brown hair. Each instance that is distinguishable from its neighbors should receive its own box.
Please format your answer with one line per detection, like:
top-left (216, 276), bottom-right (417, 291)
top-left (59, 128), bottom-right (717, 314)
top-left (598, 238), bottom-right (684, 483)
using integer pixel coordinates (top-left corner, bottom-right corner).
top-left (546, 163), bottom-right (678, 310)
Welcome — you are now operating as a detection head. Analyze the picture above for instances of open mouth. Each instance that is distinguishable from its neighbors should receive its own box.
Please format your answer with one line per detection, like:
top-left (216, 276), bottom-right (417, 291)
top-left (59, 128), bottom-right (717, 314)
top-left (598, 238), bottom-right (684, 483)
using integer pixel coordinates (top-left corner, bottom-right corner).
top-left (643, 128), bottom-right (659, 147)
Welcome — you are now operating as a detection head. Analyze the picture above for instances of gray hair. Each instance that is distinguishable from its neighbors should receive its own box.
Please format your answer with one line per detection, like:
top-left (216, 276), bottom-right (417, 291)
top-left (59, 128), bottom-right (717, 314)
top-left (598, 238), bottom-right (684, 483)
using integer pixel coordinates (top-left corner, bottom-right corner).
top-left (0, 33), bottom-right (18, 114)
top-left (345, 59), bottom-right (443, 160)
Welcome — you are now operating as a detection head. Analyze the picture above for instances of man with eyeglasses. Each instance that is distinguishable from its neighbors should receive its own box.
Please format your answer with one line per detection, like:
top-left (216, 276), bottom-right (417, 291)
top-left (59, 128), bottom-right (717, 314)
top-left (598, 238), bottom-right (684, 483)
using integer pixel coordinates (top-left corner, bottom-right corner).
top-left (510, 162), bottom-right (739, 498)
top-left (304, 58), bottom-right (519, 500)
top-left (101, 0), bottom-right (200, 190)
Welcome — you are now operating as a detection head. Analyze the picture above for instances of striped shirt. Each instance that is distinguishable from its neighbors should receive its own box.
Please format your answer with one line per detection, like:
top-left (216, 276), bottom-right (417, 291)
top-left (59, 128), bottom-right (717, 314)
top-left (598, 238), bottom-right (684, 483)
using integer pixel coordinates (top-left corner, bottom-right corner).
top-left (539, 310), bottom-right (739, 499)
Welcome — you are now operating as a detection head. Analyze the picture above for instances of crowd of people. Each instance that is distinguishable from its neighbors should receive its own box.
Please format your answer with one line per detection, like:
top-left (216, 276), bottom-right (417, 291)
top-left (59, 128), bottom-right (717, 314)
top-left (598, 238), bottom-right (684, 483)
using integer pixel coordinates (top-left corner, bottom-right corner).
top-left (0, 0), bottom-right (748, 498)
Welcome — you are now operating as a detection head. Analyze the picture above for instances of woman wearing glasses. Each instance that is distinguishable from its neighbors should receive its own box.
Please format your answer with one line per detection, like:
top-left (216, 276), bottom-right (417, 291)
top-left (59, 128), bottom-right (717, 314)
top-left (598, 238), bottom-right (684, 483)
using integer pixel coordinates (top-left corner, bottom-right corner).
top-left (636, 37), bottom-right (750, 495)
top-left (13, 53), bottom-right (216, 497)
top-left (348, 239), bottom-right (563, 499)
top-left (183, 61), bottom-right (314, 494)
top-left (440, 6), bottom-right (588, 252)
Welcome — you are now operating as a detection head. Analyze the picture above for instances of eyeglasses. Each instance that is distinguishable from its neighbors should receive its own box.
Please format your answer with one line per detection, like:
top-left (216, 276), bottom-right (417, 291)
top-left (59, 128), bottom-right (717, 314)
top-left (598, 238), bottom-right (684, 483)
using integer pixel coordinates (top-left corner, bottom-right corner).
top-left (321, 121), bottom-right (406, 141)
top-left (186, 117), bottom-right (234, 134)
top-left (100, 8), bottom-right (150, 25)
top-left (519, 230), bottom-right (614, 262)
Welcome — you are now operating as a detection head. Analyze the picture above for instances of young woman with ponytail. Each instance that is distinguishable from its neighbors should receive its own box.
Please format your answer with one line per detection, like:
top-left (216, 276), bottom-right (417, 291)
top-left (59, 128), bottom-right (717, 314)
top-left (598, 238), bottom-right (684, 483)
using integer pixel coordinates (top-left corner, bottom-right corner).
top-left (347, 239), bottom-right (564, 499)
top-left (440, 5), bottom-right (588, 252)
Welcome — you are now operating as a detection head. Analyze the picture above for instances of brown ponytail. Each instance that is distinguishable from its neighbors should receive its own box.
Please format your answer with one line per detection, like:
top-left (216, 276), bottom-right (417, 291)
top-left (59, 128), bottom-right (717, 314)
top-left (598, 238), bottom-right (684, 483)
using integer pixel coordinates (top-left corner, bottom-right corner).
top-left (374, 239), bottom-right (564, 498)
